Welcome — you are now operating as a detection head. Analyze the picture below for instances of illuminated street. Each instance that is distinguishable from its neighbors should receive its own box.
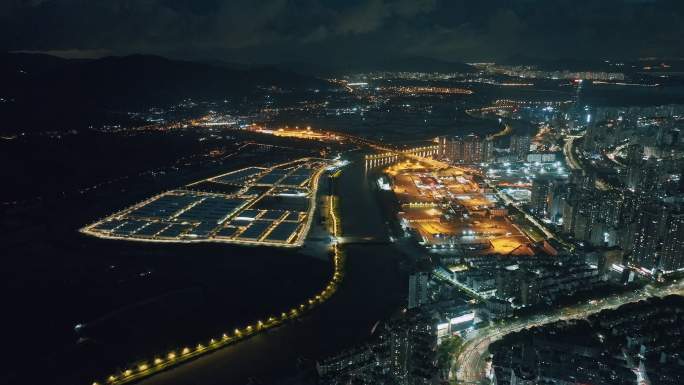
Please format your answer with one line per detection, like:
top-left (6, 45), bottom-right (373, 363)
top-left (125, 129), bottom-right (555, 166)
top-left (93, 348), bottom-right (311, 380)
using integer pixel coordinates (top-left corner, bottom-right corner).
top-left (563, 135), bottom-right (584, 172)
top-left (453, 280), bottom-right (684, 384)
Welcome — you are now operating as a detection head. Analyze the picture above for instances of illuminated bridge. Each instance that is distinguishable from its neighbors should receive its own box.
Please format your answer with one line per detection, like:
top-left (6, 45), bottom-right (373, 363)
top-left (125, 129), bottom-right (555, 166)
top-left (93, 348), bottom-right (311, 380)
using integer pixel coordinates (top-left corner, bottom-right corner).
top-left (364, 145), bottom-right (439, 170)
top-left (336, 236), bottom-right (390, 245)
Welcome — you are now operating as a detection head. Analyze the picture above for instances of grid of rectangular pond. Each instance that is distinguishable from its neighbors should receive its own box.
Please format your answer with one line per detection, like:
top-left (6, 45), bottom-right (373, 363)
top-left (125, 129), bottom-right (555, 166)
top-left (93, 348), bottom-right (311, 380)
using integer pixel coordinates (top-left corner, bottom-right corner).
top-left (187, 181), bottom-right (242, 195)
top-left (237, 220), bottom-right (274, 240)
top-left (157, 224), bottom-right (193, 238)
top-left (264, 221), bottom-right (300, 242)
top-left (244, 186), bottom-right (270, 196)
top-left (228, 219), bottom-right (253, 228)
top-left (291, 168), bottom-right (314, 176)
top-left (283, 212), bottom-right (302, 222)
top-left (234, 209), bottom-right (261, 221)
top-left (273, 187), bottom-right (308, 197)
top-left (175, 196), bottom-right (248, 224)
top-left (215, 226), bottom-right (241, 238)
top-left (185, 221), bottom-right (220, 238)
top-left (255, 170), bottom-right (289, 185)
top-left (129, 194), bottom-right (201, 220)
top-left (134, 222), bottom-right (170, 237)
top-left (253, 195), bottom-right (309, 211)
top-left (94, 219), bottom-right (127, 231)
top-left (86, 161), bottom-right (326, 244)
top-left (280, 174), bottom-right (310, 186)
top-left (260, 210), bottom-right (286, 220)
top-left (213, 167), bottom-right (266, 184)
top-left (112, 220), bottom-right (150, 235)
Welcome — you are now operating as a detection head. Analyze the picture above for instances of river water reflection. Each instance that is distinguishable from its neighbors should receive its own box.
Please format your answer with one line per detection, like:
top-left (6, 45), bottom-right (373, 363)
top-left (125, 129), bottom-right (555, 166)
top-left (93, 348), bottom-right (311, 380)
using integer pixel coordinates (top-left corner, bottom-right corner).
top-left (139, 150), bottom-right (407, 385)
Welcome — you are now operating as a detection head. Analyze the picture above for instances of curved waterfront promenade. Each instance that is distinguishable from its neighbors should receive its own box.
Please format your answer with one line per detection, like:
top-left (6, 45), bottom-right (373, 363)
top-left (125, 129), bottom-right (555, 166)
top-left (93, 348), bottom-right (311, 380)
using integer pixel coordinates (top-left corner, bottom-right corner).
top-left (92, 171), bottom-right (346, 385)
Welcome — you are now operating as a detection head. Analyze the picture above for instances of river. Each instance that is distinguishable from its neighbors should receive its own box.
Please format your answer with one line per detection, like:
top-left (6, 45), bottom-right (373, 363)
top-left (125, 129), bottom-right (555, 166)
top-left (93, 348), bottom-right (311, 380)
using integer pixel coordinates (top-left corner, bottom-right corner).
top-left (133, 150), bottom-right (407, 385)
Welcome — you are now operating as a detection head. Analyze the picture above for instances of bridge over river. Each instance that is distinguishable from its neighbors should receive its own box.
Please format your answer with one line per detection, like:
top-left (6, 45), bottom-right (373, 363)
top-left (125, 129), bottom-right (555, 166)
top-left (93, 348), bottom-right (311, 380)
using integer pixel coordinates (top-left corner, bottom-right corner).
top-left (336, 236), bottom-right (391, 245)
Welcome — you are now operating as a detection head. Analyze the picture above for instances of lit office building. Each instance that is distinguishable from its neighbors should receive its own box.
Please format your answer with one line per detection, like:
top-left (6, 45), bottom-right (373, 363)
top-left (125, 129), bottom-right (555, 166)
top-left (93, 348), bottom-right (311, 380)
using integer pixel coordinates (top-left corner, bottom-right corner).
top-left (660, 207), bottom-right (684, 272)
top-left (408, 272), bottom-right (429, 309)
top-left (437, 134), bottom-right (491, 164)
top-left (510, 134), bottom-right (531, 161)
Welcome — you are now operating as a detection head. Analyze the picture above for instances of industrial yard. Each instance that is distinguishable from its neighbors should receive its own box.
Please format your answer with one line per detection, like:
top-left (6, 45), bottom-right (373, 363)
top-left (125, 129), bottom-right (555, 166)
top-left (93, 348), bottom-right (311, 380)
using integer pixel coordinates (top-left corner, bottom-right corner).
top-left (385, 160), bottom-right (532, 255)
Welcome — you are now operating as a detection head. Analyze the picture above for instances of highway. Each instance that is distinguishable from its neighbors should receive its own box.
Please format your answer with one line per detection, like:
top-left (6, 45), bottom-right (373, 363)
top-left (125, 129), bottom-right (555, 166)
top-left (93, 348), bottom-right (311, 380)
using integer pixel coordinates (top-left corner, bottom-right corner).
top-left (452, 280), bottom-right (684, 384)
top-left (563, 132), bottom-right (615, 191)
top-left (563, 134), bottom-right (584, 172)
top-left (432, 268), bottom-right (486, 301)
top-left (605, 142), bottom-right (629, 168)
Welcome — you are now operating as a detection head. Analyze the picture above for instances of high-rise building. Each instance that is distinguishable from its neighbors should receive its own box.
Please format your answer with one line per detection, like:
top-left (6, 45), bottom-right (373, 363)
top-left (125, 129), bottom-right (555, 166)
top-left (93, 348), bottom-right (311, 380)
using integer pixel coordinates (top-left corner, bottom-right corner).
top-left (436, 136), bottom-right (448, 158)
top-left (462, 134), bottom-right (483, 163)
top-left (631, 204), bottom-right (665, 271)
top-left (660, 206), bottom-right (684, 272)
top-left (510, 134), bottom-right (531, 161)
top-left (560, 186), bottom-right (611, 246)
top-left (601, 190), bottom-right (625, 228)
top-left (562, 192), bottom-right (579, 235)
top-left (626, 143), bottom-right (644, 164)
top-left (437, 134), bottom-right (486, 164)
top-left (438, 136), bottom-right (462, 163)
top-left (408, 272), bottom-right (429, 309)
top-left (389, 325), bottom-right (409, 384)
top-left (482, 137), bottom-right (494, 163)
top-left (530, 176), bottom-right (554, 217)
top-left (627, 157), bottom-right (661, 193)
top-left (547, 180), bottom-right (569, 224)
top-left (384, 315), bottom-right (436, 385)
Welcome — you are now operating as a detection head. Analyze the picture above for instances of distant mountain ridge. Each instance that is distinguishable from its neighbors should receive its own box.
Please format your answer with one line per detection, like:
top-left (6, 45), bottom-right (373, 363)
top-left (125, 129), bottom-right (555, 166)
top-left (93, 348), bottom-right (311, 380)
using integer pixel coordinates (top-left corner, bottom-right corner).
top-left (0, 52), bottom-right (476, 133)
top-left (1, 53), bottom-right (327, 106)
top-left (278, 55), bottom-right (475, 76)
top-left (0, 53), bottom-right (329, 133)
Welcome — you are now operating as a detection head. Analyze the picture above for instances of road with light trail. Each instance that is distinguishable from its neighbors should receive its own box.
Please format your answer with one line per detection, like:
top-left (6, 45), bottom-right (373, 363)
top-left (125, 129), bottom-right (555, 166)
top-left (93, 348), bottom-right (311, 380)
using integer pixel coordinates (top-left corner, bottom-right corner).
top-left (453, 280), bottom-right (684, 384)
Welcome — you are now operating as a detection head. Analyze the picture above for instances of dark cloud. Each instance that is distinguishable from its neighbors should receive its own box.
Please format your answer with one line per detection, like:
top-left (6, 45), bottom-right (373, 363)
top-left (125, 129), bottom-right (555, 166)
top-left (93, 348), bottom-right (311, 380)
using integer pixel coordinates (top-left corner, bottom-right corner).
top-left (2, 0), bottom-right (684, 64)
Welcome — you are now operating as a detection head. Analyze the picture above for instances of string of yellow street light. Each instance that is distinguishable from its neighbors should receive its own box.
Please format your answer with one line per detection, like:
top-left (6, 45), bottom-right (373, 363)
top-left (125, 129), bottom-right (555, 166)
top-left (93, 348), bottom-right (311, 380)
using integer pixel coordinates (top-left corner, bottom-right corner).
top-left (92, 176), bottom-right (345, 385)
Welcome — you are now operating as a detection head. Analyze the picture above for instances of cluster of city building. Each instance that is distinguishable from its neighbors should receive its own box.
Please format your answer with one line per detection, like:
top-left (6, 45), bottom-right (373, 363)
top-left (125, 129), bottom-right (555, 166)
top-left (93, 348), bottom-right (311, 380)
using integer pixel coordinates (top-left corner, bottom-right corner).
top-left (316, 247), bottom-right (635, 385)
top-left (474, 63), bottom-right (626, 81)
top-left (317, 271), bottom-right (477, 385)
top-left (320, 98), bottom-right (683, 384)
top-left (489, 295), bottom-right (684, 385)
top-left (316, 247), bottom-right (611, 384)
top-left (317, 311), bottom-right (439, 385)
top-left (452, 100), bottom-right (684, 278)
top-left (378, 85), bottom-right (473, 96)
top-left (436, 248), bottom-right (608, 311)
top-left (533, 104), bottom-right (684, 276)
top-left (435, 131), bottom-right (534, 165)
top-left (310, 97), bottom-right (684, 385)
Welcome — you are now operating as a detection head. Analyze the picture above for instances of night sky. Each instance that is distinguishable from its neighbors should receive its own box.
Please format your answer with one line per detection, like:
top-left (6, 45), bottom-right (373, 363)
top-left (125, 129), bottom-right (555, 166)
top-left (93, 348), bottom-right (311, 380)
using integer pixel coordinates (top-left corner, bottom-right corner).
top-left (2, 0), bottom-right (684, 64)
